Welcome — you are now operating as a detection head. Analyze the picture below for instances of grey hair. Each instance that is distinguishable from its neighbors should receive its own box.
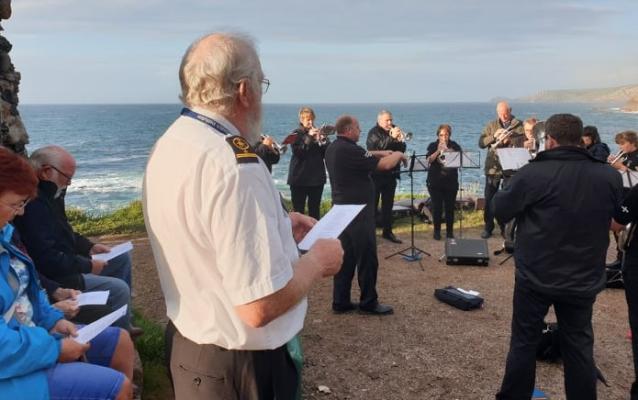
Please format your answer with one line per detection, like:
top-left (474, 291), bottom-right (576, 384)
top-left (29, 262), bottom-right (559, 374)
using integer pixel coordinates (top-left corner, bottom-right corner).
top-left (179, 32), bottom-right (262, 116)
top-left (377, 110), bottom-right (392, 119)
top-left (29, 145), bottom-right (71, 171)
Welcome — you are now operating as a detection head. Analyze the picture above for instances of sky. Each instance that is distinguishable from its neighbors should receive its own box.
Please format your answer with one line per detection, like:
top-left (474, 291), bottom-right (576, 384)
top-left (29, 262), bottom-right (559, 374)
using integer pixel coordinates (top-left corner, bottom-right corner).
top-left (3, 0), bottom-right (638, 104)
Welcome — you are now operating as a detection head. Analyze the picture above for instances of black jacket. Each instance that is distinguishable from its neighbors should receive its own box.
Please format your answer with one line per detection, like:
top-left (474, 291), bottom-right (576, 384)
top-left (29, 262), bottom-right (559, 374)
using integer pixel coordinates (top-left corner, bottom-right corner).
top-left (366, 124), bottom-right (406, 178)
top-left (586, 142), bottom-right (610, 162)
top-left (426, 140), bottom-right (462, 186)
top-left (13, 180), bottom-right (94, 289)
top-left (494, 146), bottom-right (623, 297)
top-left (286, 125), bottom-right (327, 186)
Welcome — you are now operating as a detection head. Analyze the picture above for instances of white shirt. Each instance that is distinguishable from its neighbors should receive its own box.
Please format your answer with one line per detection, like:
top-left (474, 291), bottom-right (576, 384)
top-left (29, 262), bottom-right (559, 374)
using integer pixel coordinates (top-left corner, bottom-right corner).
top-left (143, 107), bottom-right (306, 350)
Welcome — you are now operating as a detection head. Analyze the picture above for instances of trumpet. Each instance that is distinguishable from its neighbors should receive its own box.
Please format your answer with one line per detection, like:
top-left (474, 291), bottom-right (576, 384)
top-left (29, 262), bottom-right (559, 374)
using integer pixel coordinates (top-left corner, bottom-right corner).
top-left (260, 134), bottom-right (288, 154)
top-left (436, 141), bottom-right (449, 165)
top-left (609, 150), bottom-right (626, 165)
top-left (390, 126), bottom-right (413, 142)
top-left (311, 124), bottom-right (336, 146)
top-left (489, 126), bottom-right (517, 150)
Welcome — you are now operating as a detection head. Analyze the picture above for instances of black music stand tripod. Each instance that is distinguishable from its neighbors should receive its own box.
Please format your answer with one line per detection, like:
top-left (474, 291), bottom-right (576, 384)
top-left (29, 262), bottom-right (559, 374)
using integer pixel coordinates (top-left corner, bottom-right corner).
top-left (386, 151), bottom-right (430, 269)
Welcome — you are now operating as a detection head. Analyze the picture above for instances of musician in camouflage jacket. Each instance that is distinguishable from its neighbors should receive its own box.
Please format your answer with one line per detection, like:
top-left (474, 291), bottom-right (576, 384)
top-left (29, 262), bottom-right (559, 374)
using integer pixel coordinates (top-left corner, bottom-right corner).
top-left (477, 101), bottom-right (525, 238)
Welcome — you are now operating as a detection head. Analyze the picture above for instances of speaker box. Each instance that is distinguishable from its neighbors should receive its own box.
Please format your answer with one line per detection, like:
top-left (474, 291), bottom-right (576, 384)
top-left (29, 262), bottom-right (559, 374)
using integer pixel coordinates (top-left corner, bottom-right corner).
top-left (445, 238), bottom-right (489, 266)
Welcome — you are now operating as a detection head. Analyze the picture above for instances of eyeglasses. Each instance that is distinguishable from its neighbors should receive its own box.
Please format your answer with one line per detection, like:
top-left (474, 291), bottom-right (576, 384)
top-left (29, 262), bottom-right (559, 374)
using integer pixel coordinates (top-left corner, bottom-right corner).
top-left (1, 198), bottom-right (30, 214)
top-left (261, 78), bottom-right (270, 94)
top-left (45, 164), bottom-right (73, 183)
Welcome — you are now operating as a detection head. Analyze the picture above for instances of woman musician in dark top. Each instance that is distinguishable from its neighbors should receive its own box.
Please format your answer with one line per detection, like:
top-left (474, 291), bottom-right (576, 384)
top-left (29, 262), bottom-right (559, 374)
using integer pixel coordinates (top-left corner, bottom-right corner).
top-left (287, 106), bottom-right (329, 219)
top-left (609, 130), bottom-right (638, 191)
top-left (582, 125), bottom-right (610, 162)
top-left (426, 124), bottom-right (462, 240)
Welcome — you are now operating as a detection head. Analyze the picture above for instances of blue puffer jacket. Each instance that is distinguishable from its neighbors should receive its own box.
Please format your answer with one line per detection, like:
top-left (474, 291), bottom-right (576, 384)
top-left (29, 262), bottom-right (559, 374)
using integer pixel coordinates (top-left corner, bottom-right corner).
top-left (0, 224), bottom-right (63, 400)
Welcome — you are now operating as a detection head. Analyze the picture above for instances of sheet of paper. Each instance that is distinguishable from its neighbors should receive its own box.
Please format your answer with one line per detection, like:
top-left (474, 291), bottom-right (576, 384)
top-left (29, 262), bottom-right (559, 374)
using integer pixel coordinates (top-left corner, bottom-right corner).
top-left (441, 151), bottom-right (461, 168)
top-left (77, 291), bottom-right (109, 306)
top-left (91, 241), bottom-right (133, 262)
top-left (497, 148), bottom-right (531, 171)
top-left (621, 170), bottom-right (638, 188)
top-left (75, 305), bottom-right (127, 344)
top-left (298, 204), bottom-right (366, 251)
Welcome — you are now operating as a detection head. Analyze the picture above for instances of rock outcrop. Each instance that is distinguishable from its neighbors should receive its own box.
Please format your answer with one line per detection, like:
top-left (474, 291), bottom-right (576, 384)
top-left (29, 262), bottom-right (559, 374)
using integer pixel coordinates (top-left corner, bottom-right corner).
top-left (518, 84), bottom-right (638, 104)
top-left (0, 0), bottom-right (29, 156)
top-left (622, 97), bottom-right (638, 113)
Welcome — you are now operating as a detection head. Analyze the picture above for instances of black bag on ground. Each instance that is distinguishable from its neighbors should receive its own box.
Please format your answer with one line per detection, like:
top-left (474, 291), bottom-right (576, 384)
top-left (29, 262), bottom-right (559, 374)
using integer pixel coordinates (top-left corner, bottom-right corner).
top-left (434, 286), bottom-right (483, 311)
top-left (536, 322), bottom-right (561, 362)
top-left (606, 260), bottom-right (624, 289)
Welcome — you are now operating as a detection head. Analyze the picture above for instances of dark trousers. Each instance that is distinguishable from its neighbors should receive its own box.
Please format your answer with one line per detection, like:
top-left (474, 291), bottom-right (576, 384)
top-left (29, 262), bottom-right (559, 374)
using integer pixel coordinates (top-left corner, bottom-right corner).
top-left (333, 206), bottom-right (379, 309)
top-left (372, 175), bottom-right (397, 233)
top-left (170, 326), bottom-right (298, 400)
top-left (496, 280), bottom-right (598, 400)
top-left (428, 182), bottom-right (458, 234)
top-left (624, 258), bottom-right (638, 400)
top-left (484, 175), bottom-right (504, 233)
top-left (290, 185), bottom-right (323, 220)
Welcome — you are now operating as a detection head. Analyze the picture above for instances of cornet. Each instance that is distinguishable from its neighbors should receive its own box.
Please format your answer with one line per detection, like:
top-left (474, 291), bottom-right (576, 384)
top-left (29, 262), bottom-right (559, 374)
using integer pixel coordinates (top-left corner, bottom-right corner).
top-left (390, 126), bottom-right (413, 142)
top-left (311, 124), bottom-right (336, 146)
top-left (489, 126), bottom-right (517, 150)
top-left (609, 150), bottom-right (626, 165)
top-left (260, 134), bottom-right (288, 154)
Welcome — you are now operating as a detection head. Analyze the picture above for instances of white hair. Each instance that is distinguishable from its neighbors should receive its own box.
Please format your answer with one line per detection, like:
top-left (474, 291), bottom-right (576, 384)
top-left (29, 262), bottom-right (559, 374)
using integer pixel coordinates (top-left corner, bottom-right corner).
top-left (179, 32), bottom-right (262, 116)
top-left (29, 145), bottom-right (72, 171)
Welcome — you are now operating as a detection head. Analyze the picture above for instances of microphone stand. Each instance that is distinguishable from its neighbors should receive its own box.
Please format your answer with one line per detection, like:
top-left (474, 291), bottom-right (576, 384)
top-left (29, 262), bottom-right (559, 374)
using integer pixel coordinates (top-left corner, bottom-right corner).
top-left (386, 151), bottom-right (430, 269)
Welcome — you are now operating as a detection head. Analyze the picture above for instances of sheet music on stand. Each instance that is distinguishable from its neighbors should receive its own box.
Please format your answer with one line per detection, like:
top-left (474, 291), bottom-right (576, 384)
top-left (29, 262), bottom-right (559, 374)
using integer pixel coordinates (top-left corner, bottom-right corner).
top-left (621, 169), bottom-right (638, 188)
top-left (496, 148), bottom-right (531, 171)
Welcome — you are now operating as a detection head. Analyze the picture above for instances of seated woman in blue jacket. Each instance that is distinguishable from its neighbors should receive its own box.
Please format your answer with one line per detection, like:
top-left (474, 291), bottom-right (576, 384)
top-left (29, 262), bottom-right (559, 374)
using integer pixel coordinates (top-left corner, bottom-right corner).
top-left (0, 147), bottom-right (133, 400)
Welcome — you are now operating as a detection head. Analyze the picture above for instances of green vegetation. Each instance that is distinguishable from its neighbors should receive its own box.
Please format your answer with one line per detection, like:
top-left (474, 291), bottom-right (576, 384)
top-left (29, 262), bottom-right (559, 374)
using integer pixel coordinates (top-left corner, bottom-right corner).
top-left (132, 310), bottom-right (172, 399)
top-left (67, 201), bottom-right (146, 236)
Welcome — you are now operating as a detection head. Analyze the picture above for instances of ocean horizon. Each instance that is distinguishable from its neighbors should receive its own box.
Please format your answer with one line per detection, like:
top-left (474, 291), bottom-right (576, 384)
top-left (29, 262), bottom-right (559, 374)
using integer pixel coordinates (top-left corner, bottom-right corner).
top-left (19, 102), bottom-right (638, 214)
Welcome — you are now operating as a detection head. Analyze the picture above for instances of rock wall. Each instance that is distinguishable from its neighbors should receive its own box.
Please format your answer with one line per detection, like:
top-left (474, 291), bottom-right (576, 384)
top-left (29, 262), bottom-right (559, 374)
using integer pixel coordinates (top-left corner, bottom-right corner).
top-left (0, 0), bottom-right (28, 156)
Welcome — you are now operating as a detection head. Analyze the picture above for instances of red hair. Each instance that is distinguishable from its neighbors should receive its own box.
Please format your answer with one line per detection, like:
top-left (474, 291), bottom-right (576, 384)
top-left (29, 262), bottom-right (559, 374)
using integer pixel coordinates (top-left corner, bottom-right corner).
top-left (0, 147), bottom-right (38, 198)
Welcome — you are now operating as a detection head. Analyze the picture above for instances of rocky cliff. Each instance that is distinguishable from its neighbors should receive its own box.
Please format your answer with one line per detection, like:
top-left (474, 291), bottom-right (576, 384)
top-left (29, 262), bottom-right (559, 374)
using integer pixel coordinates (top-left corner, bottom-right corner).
top-left (518, 84), bottom-right (638, 105)
top-left (0, 0), bottom-right (28, 155)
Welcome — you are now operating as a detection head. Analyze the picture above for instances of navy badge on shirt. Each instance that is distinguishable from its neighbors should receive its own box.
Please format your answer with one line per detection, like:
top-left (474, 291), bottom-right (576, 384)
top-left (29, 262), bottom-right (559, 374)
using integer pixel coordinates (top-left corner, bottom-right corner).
top-left (226, 135), bottom-right (259, 164)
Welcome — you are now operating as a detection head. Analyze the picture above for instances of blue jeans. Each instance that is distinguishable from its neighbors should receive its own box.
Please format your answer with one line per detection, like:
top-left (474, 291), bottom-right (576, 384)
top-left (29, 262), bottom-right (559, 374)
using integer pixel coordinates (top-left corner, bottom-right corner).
top-left (100, 252), bottom-right (132, 288)
top-left (47, 326), bottom-right (125, 399)
top-left (83, 273), bottom-right (131, 330)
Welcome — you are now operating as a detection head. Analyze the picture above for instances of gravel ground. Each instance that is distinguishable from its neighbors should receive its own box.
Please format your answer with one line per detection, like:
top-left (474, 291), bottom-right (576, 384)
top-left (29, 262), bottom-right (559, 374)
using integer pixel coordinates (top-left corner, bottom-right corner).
top-left (108, 228), bottom-right (633, 400)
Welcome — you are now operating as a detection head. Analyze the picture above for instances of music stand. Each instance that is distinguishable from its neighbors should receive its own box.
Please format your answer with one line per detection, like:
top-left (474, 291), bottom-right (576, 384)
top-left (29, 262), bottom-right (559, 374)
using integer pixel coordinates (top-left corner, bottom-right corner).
top-left (453, 151), bottom-right (481, 238)
top-left (386, 151), bottom-right (430, 267)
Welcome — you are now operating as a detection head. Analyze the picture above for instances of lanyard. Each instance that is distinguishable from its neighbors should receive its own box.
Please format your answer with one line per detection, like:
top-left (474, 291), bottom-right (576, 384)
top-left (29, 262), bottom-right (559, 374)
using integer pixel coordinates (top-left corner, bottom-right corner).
top-left (180, 108), bottom-right (232, 136)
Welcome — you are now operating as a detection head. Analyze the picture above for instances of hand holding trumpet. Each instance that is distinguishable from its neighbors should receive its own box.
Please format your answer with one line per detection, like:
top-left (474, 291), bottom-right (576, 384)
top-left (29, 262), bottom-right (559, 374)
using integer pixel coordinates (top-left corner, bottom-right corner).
top-left (390, 126), bottom-right (412, 142)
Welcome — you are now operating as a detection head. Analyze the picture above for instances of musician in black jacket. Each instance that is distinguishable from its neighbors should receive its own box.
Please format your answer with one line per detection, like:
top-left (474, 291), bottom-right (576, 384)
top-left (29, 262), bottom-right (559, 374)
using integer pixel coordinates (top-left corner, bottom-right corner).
top-left (494, 114), bottom-right (623, 400)
top-left (366, 110), bottom-right (407, 244)
top-left (426, 124), bottom-right (462, 240)
top-left (613, 186), bottom-right (638, 400)
top-left (609, 130), bottom-right (638, 177)
top-left (287, 107), bottom-right (327, 219)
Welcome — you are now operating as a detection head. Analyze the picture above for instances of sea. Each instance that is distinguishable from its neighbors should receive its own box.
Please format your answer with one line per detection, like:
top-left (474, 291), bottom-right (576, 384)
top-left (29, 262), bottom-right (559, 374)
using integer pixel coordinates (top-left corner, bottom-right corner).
top-left (19, 103), bottom-right (638, 214)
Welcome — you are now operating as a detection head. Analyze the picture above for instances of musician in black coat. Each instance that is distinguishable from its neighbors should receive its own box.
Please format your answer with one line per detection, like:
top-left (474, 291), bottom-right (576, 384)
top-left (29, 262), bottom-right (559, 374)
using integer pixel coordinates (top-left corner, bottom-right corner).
top-left (581, 125), bottom-right (610, 162)
top-left (494, 114), bottom-right (623, 400)
top-left (287, 107), bottom-right (328, 220)
top-left (609, 130), bottom-right (638, 178)
top-left (425, 124), bottom-right (462, 240)
top-left (366, 110), bottom-right (408, 244)
top-left (613, 185), bottom-right (638, 400)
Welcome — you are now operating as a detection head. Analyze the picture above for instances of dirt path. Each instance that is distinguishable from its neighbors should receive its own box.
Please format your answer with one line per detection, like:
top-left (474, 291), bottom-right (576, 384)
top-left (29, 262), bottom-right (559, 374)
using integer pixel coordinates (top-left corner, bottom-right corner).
top-left (112, 229), bottom-right (633, 400)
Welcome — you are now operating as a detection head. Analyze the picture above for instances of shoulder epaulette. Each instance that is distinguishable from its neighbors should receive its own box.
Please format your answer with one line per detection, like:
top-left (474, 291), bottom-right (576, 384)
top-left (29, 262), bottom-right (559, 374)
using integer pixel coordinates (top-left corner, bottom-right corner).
top-left (225, 135), bottom-right (259, 164)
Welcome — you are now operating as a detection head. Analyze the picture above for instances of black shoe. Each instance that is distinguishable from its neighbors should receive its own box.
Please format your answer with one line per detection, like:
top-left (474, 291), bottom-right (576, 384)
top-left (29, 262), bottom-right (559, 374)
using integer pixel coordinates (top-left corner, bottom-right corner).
top-left (446, 232), bottom-right (454, 239)
top-left (433, 231), bottom-right (441, 240)
top-left (382, 232), bottom-right (402, 244)
top-left (480, 230), bottom-right (492, 239)
top-left (359, 303), bottom-right (394, 315)
top-left (332, 302), bottom-right (358, 314)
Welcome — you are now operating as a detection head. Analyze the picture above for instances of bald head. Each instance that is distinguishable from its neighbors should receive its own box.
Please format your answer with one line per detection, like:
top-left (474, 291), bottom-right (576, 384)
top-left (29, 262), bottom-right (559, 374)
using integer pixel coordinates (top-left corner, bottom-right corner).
top-left (30, 145), bottom-right (74, 171)
top-left (179, 32), bottom-right (263, 117)
top-left (496, 101), bottom-right (512, 124)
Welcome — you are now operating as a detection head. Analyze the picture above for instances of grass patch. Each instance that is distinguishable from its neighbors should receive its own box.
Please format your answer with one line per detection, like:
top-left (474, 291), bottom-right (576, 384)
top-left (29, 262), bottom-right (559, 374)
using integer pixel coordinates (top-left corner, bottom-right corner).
top-left (67, 201), bottom-right (146, 236)
top-left (132, 310), bottom-right (172, 399)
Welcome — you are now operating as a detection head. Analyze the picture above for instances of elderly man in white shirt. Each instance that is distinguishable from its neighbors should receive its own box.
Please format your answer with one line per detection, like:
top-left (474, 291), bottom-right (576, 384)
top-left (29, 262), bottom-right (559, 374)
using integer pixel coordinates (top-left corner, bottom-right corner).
top-left (143, 32), bottom-right (343, 400)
